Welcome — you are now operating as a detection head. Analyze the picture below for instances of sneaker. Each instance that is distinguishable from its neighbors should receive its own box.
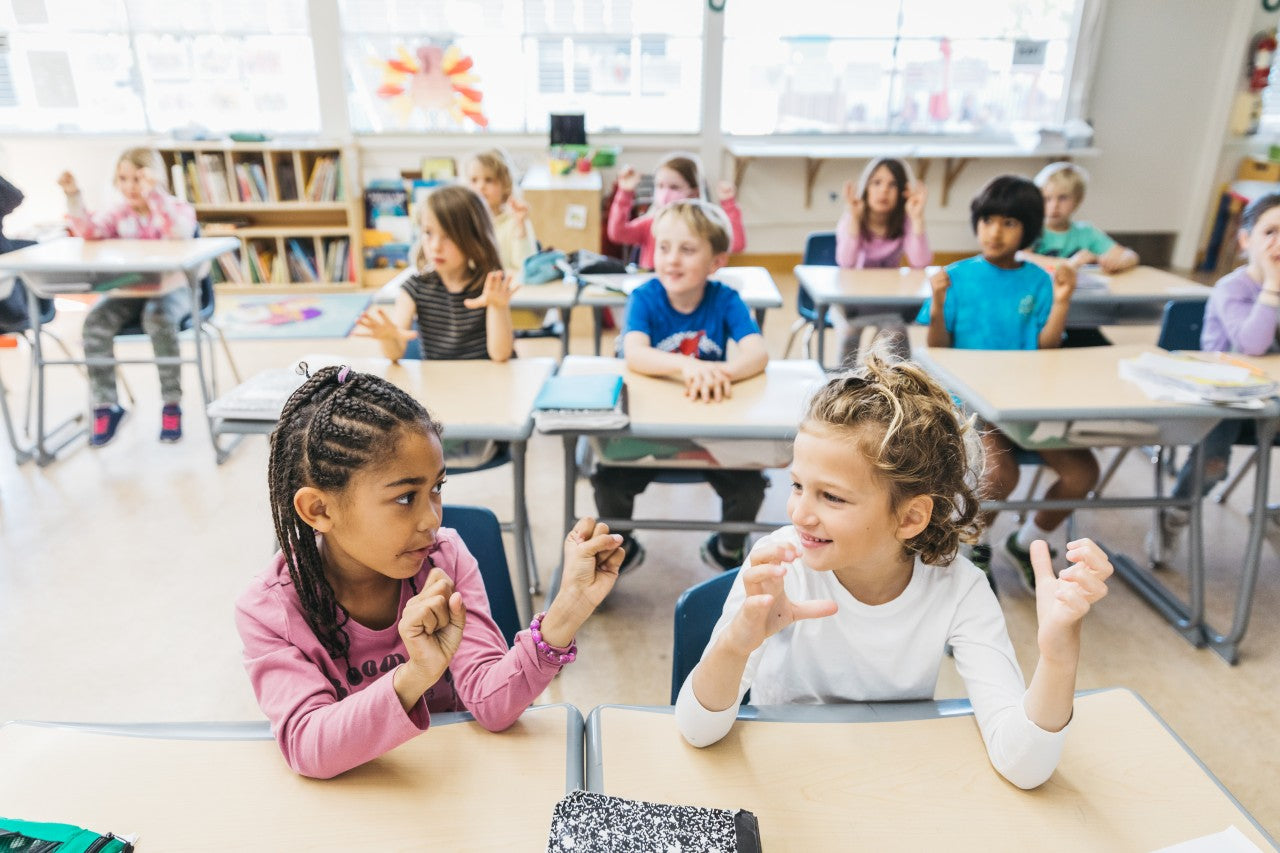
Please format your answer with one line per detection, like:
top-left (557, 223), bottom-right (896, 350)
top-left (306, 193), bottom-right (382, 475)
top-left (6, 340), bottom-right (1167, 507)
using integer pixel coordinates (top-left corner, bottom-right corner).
top-left (90, 404), bottom-right (126, 448)
top-left (699, 533), bottom-right (745, 572)
top-left (159, 404), bottom-right (183, 443)
top-left (1000, 532), bottom-right (1055, 594)
top-left (969, 544), bottom-right (997, 594)
top-left (1145, 508), bottom-right (1188, 567)
top-left (616, 535), bottom-right (645, 576)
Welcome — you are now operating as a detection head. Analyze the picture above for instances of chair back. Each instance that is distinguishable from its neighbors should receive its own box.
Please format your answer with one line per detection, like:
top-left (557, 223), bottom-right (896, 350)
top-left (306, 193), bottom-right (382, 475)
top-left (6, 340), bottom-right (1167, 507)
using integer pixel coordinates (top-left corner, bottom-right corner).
top-left (441, 504), bottom-right (522, 646)
top-left (1157, 300), bottom-right (1206, 352)
top-left (798, 231), bottom-right (838, 321)
top-left (671, 568), bottom-right (739, 703)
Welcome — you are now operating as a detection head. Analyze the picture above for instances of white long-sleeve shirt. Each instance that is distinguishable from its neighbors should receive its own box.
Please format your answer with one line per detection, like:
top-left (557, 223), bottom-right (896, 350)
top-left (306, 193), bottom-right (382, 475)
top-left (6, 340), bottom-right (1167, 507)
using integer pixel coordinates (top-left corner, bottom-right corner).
top-left (675, 526), bottom-right (1068, 789)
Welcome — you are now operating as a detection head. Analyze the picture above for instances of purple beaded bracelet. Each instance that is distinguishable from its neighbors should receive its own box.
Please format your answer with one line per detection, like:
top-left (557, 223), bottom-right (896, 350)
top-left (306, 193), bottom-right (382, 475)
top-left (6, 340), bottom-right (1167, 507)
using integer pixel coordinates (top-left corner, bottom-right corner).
top-left (529, 611), bottom-right (577, 665)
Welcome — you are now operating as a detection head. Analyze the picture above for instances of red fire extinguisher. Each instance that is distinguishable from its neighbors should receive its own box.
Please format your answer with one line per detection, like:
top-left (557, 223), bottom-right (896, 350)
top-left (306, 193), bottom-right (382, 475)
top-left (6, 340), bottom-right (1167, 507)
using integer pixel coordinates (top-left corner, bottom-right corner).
top-left (1249, 29), bottom-right (1277, 93)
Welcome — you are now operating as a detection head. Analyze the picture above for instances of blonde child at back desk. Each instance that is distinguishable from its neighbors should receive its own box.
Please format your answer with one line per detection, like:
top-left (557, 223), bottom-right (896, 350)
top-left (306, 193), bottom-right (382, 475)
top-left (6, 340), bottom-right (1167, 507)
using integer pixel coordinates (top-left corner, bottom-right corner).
top-left (917, 175), bottom-right (1097, 595)
top-left (1028, 162), bottom-right (1138, 273)
top-left (676, 354), bottom-right (1114, 790)
top-left (593, 199), bottom-right (768, 575)
top-left (236, 365), bottom-right (625, 778)
top-left (359, 184), bottom-right (518, 363)
top-left (59, 147), bottom-right (197, 447)
top-left (607, 153), bottom-right (746, 270)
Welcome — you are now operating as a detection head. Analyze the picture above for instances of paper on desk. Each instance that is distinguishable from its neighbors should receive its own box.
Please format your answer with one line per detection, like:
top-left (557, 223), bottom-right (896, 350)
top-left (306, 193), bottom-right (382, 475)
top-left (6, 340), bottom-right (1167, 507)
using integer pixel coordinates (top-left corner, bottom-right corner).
top-left (1119, 370), bottom-right (1268, 410)
top-left (1150, 825), bottom-right (1264, 853)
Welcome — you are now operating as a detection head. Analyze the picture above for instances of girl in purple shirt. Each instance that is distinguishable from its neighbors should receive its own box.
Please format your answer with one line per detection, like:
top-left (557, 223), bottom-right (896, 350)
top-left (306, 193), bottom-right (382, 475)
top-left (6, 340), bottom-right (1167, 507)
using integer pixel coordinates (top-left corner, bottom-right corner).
top-left (833, 157), bottom-right (932, 361)
top-left (1152, 192), bottom-right (1280, 562)
top-left (236, 365), bottom-right (624, 778)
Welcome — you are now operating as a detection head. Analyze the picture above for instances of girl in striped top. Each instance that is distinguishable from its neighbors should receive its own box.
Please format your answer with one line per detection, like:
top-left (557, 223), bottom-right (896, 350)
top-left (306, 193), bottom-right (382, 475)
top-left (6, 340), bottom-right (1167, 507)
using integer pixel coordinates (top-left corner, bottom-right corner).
top-left (359, 184), bottom-right (518, 362)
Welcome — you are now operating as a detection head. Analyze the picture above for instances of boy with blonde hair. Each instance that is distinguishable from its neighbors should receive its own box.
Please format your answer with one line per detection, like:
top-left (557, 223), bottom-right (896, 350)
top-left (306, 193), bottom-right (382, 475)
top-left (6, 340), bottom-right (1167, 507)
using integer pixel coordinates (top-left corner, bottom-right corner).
top-left (1032, 162), bottom-right (1138, 274)
top-left (591, 199), bottom-right (770, 574)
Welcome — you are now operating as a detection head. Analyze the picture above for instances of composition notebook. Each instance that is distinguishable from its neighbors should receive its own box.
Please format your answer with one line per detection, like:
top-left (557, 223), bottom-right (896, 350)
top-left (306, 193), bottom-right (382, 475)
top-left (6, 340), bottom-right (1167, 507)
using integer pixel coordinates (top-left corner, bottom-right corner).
top-left (546, 789), bottom-right (761, 853)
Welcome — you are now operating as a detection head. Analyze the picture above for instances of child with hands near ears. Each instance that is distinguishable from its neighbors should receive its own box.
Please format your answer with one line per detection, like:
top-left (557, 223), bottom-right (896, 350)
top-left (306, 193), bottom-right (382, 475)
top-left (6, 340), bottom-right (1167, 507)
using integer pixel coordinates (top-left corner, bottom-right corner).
top-left (59, 147), bottom-right (198, 446)
top-left (358, 184), bottom-right (519, 363)
top-left (608, 153), bottom-right (746, 270)
top-left (236, 364), bottom-right (624, 779)
top-left (675, 354), bottom-right (1113, 790)
top-left (918, 175), bottom-right (1095, 594)
top-left (463, 148), bottom-right (537, 273)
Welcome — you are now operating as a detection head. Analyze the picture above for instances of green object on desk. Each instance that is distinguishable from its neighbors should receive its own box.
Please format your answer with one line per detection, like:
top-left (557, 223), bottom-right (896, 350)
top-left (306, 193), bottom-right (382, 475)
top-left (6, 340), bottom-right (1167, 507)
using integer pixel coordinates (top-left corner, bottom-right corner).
top-left (0, 816), bottom-right (133, 852)
top-left (91, 273), bottom-right (151, 293)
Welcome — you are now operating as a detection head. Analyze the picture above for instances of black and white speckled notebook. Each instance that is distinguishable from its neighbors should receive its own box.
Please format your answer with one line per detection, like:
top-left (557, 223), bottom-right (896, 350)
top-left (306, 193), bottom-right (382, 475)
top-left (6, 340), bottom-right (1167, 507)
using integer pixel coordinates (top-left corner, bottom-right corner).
top-left (546, 789), bottom-right (762, 853)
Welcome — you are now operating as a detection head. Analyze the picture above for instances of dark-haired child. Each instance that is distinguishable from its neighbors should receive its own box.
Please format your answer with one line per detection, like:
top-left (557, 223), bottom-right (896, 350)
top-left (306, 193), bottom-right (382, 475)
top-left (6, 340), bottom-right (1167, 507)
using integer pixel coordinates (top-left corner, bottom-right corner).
top-left (235, 365), bottom-right (624, 778)
top-left (675, 352), bottom-right (1113, 790)
top-left (916, 175), bottom-right (1097, 593)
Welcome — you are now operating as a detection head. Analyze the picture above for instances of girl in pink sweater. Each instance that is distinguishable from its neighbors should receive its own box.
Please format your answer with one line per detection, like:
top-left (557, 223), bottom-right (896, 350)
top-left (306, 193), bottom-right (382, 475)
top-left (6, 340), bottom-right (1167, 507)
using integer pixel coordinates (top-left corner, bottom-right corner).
top-left (236, 365), bottom-right (624, 778)
top-left (607, 153), bottom-right (745, 269)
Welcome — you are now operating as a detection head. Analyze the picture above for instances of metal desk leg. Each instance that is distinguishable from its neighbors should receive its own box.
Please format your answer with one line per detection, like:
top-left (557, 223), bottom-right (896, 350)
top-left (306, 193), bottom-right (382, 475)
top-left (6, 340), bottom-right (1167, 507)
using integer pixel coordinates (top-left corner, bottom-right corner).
top-left (754, 307), bottom-right (766, 329)
top-left (25, 280), bottom-right (84, 465)
top-left (1205, 415), bottom-right (1278, 664)
top-left (548, 433), bottom-right (578, 603)
top-left (560, 307), bottom-right (571, 359)
top-left (814, 300), bottom-right (829, 369)
top-left (510, 439), bottom-right (536, 623)
top-left (0, 370), bottom-right (33, 464)
top-left (592, 307), bottom-right (604, 356)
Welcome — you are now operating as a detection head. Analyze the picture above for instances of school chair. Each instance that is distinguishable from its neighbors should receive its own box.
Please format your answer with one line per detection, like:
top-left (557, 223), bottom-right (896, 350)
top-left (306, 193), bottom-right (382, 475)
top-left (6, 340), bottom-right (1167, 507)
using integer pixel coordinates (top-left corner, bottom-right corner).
top-left (441, 504), bottom-right (523, 645)
top-left (783, 231), bottom-right (837, 359)
top-left (0, 275), bottom-right (79, 444)
top-left (671, 568), bottom-right (740, 704)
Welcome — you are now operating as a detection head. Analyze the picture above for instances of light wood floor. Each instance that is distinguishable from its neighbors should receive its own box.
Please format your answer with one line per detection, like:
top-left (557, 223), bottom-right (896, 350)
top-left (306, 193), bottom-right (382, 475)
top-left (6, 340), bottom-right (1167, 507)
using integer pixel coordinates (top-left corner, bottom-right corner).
top-left (1, 269), bottom-right (1277, 838)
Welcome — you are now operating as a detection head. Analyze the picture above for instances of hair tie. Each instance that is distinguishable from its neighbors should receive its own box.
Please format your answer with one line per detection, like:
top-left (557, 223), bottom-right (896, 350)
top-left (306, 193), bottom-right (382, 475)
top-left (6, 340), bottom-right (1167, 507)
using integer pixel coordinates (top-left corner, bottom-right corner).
top-left (337, 366), bottom-right (350, 384)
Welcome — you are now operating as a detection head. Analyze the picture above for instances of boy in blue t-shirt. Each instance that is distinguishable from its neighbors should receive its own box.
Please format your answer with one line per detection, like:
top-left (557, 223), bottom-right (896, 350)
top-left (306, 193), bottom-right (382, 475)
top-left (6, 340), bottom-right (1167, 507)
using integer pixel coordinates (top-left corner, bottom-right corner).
top-left (917, 175), bottom-right (1097, 594)
top-left (591, 199), bottom-right (769, 575)
top-left (1029, 162), bottom-right (1138, 274)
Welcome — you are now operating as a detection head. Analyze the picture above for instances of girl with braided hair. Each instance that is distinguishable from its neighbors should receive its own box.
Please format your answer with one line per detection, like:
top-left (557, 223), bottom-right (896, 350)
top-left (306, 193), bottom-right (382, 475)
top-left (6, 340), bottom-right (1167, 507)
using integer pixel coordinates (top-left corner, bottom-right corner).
top-left (235, 365), bottom-right (624, 778)
top-left (674, 350), bottom-right (1114, 790)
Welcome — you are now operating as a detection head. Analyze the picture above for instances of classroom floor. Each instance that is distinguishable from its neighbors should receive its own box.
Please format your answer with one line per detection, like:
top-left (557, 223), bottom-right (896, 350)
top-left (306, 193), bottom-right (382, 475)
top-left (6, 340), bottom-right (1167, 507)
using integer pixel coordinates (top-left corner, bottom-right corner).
top-left (1, 267), bottom-right (1277, 838)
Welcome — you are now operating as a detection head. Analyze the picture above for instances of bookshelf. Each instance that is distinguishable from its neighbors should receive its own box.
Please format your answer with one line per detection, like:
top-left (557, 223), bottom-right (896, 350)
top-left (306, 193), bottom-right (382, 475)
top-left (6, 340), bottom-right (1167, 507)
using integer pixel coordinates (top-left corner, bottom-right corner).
top-left (157, 142), bottom-right (363, 293)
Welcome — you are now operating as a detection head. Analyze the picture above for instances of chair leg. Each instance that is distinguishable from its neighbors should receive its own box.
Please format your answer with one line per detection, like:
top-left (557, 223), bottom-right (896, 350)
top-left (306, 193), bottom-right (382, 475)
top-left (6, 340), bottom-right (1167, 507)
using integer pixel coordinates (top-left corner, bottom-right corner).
top-left (782, 318), bottom-right (807, 360)
top-left (800, 324), bottom-right (816, 360)
top-left (207, 321), bottom-right (242, 384)
top-left (1090, 447), bottom-right (1130, 498)
top-left (1214, 447), bottom-right (1259, 504)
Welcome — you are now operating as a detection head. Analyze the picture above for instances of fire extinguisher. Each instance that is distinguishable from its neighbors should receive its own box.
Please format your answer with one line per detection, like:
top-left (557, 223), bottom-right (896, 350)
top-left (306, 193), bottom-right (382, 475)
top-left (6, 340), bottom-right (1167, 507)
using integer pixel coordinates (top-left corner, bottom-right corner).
top-left (1249, 29), bottom-right (1277, 93)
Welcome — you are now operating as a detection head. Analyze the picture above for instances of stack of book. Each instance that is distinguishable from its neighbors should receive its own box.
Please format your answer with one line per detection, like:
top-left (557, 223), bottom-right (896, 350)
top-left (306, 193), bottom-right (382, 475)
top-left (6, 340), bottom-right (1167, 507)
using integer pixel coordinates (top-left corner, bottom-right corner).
top-left (1119, 351), bottom-right (1278, 403)
top-left (533, 374), bottom-right (628, 432)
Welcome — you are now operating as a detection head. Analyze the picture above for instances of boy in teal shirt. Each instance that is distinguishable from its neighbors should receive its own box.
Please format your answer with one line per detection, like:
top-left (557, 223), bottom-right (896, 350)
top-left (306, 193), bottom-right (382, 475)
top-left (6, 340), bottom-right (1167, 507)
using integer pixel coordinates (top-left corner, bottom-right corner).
top-left (1032, 162), bottom-right (1138, 274)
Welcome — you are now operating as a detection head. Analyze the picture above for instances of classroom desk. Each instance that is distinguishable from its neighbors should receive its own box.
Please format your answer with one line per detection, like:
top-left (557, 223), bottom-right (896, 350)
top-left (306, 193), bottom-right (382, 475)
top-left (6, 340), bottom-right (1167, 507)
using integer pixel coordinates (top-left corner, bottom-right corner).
top-left (543, 356), bottom-right (825, 600)
top-left (0, 236), bottom-right (240, 464)
top-left (0, 273), bottom-right (33, 464)
top-left (912, 343), bottom-right (1279, 664)
top-left (0, 704), bottom-right (582, 851)
top-left (210, 352), bottom-right (555, 622)
top-left (794, 264), bottom-right (1211, 368)
top-left (577, 266), bottom-right (785, 356)
top-left (373, 267), bottom-right (581, 358)
top-left (584, 690), bottom-right (1276, 851)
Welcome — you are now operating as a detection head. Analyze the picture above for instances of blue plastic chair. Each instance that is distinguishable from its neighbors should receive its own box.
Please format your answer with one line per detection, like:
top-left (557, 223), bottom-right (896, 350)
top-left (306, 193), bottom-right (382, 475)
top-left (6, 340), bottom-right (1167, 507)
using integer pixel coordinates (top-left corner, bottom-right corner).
top-left (442, 504), bottom-right (523, 646)
top-left (671, 568), bottom-right (740, 704)
top-left (784, 231), bottom-right (837, 358)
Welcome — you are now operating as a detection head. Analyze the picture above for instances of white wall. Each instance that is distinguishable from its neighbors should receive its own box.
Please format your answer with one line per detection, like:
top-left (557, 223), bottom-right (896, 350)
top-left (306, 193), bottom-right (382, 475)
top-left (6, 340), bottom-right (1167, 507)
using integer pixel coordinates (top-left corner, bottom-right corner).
top-left (2, 0), bottom-right (1275, 269)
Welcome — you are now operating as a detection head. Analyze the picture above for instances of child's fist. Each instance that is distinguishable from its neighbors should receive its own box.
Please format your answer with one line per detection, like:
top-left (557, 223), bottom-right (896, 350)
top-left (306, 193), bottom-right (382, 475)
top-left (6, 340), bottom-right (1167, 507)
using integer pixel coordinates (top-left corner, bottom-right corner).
top-left (57, 171), bottom-right (79, 196)
top-left (558, 516), bottom-right (624, 610)
top-left (1051, 263), bottom-right (1076, 301)
top-left (842, 180), bottom-right (864, 220)
top-left (929, 267), bottom-right (951, 297)
top-left (1034, 538), bottom-right (1112, 661)
top-left (905, 182), bottom-right (927, 222)
top-left (617, 166), bottom-right (640, 192)
top-left (399, 568), bottom-right (468, 680)
top-left (716, 180), bottom-right (736, 204)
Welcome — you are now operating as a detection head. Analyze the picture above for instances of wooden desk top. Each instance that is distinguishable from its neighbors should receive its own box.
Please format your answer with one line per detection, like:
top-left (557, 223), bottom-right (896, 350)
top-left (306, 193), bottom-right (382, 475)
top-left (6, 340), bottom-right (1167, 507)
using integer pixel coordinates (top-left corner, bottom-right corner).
top-left (557, 356), bottom-right (824, 438)
top-left (913, 343), bottom-right (1277, 423)
top-left (590, 691), bottom-right (1274, 851)
top-left (795, 264), bottom-right (1210, 306)
top-left (0, 705), bottom-right (578, 851)
top-left (0, 237), bottom-right (239, 274)
top-left (579, 266), bottom-right (783, 310)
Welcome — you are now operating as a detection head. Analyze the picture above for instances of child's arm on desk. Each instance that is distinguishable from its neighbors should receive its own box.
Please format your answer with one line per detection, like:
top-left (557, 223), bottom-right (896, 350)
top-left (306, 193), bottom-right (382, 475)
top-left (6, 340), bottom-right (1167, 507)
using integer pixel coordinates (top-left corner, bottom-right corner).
top-left (623, 333), bottom-right (730, 401)
top-left (1037, 264), bottom-right (1075, 349)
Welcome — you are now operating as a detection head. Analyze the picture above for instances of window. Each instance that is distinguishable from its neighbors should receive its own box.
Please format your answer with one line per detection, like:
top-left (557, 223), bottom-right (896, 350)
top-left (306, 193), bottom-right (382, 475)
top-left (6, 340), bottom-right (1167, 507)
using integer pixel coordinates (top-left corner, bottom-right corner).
top-left (0, 0), bottom-right (320, 134)
top-left (339, 0), bottom-right (702, 134)
top-left (721, 0), bottom-right (1084, 137)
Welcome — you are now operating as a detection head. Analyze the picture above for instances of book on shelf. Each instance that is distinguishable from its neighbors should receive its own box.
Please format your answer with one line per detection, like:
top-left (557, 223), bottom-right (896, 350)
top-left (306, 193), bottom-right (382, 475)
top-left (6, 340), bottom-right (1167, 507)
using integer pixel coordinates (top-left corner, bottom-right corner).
top-left (533, 374), bottom-right (629, 431)
top-left (276, 158), bottom-right (298, 201)
top-left (286, 238), bottom-right (320, 282)
top-left (1119, 350), bottom-right (1279, 403)
top-left (546, 790), bottom-right (761, 853)
top-left (364, 179), bottom-right (408, 229)
top-left (216, 253), bottom-right (244, 284)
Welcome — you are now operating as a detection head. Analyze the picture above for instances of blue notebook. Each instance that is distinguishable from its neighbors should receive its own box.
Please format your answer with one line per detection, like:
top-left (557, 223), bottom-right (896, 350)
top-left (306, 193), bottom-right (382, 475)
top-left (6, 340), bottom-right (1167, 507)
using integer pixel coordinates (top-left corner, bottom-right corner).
top-left (534, 374), bottom-right (624, 410)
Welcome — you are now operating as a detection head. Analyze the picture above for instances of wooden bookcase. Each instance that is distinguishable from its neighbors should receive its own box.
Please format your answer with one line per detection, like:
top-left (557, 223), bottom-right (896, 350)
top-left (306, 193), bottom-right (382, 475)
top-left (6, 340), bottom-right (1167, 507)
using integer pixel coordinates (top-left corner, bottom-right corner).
top-left (156, 142), bottom-right (363, 293)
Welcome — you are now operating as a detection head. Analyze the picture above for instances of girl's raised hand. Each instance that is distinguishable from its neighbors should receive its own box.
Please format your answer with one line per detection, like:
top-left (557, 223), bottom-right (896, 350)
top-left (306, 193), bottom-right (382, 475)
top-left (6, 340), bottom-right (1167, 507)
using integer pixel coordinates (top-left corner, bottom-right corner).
top-left (617, 165), bottom-right (641, 193)
top-left (508, 196), bottom-right (529, 224)
top-left (721, 541), bottom-right (837, 656)
top-left (355, 308), bottom-right (415, 345)
top-left (557, 516), bottom-right (625, 611)
top-left (842, 180), bottom-right (864, 221)
top-left (463, 270), bottom-right (521, 310)
top-left (1051, 262), bottom-right (1077, 303)
top-left (905, 182), bottom-right (928, 223)
top-left (929, 267), bottom-right (951, 299)
top-left (398, 568), bottom-right (468, 685)
top-left (716, 180), bottom-right (736, 204)
top-left (57, 171), bottom-right (79, 196)
top-left (1033, 539), bottom-right (1112, 661)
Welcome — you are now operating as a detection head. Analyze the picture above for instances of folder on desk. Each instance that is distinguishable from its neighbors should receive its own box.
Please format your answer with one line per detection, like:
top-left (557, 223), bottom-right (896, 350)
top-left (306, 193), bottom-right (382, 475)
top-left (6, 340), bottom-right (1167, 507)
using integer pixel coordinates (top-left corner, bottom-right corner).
top-left (547, 790), bottom-right (761, 853)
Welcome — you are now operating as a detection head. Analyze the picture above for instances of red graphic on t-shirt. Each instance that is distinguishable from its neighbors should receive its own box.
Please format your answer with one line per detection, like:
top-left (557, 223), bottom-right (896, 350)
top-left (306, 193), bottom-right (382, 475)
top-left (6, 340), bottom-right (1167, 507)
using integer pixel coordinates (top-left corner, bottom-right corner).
top-left (677, 331), bottom-right (704, 356)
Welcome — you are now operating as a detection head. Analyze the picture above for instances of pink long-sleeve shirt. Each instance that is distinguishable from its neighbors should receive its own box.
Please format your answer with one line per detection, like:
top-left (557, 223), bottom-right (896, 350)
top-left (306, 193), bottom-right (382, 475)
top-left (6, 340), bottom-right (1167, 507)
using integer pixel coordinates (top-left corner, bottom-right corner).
top-left (1201, 266), bottom-right (1280, 355)
top-left (66, 189), bottom-right (195, 240)
top-left (235, 527), bottom-right (563, 779)
top-left (834, 211), bottom-right (931, 269)
top-left (607, 188), bottom-right (746, 269)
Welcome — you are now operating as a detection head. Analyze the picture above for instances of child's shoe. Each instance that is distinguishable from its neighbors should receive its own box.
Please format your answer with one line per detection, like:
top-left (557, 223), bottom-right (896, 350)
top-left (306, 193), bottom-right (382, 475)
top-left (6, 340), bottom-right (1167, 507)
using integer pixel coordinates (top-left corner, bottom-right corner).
top-left (700, 533), bottom-right (745, 572)
top-left (616, 535), bottom-right (646, 576)
top-left (969, 544), bottom-right (997, 594)
top-left (1000, 532), bottom-right (1054, 594)
top-left (1144, 508), bottom-right (1188, 567)
top-left (89, 404), bottom-right (126, 448)
top-left (159, 404), bottom-right (182, 443)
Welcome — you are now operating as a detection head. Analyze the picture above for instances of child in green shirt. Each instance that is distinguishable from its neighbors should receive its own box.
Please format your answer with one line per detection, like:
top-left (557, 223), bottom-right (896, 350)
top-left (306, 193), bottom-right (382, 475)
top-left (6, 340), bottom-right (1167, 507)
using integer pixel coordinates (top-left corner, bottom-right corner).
top-left (1031, 162), bottom-right (1139, 273)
